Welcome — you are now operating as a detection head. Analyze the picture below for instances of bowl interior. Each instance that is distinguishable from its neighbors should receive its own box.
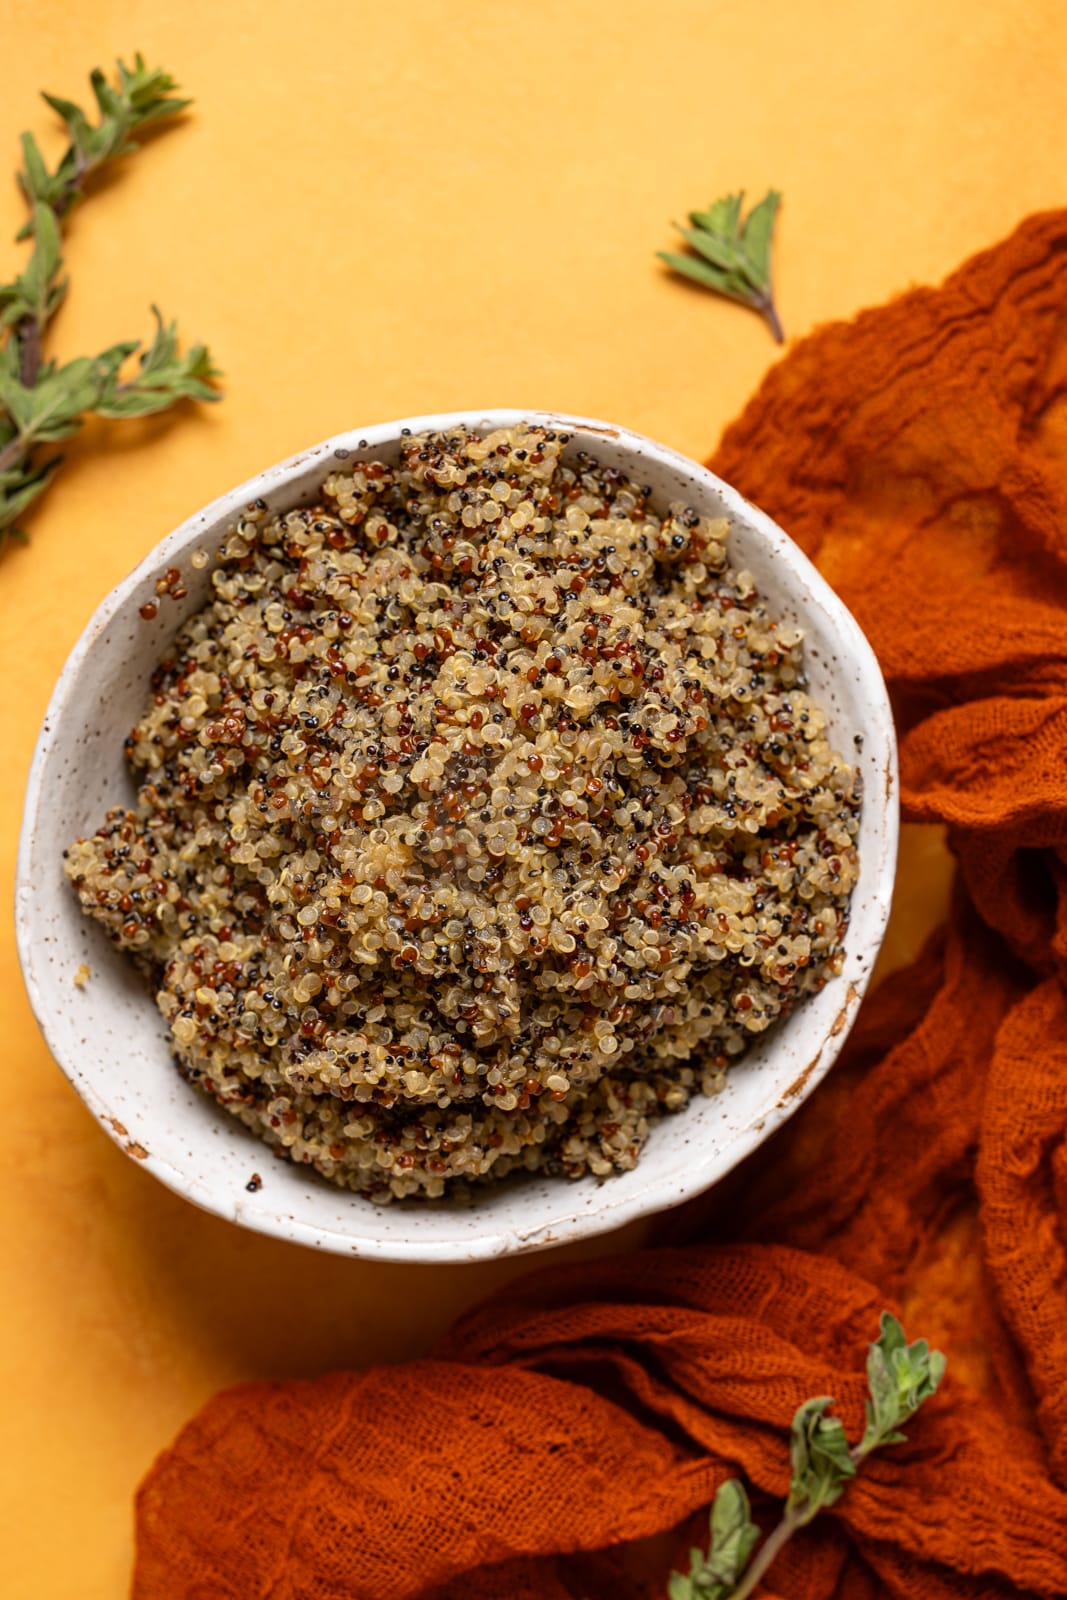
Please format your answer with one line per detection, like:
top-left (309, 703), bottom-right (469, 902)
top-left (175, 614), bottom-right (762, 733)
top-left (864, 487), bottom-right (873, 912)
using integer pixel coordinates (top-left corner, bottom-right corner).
top-left (17, 410), bottom-right (897, 1261)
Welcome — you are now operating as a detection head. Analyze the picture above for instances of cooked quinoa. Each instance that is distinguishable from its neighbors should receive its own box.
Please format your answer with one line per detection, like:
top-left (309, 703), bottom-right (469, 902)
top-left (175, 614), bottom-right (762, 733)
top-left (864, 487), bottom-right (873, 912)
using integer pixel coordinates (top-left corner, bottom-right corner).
top-left (65, 424), bottom-right (860, 1201)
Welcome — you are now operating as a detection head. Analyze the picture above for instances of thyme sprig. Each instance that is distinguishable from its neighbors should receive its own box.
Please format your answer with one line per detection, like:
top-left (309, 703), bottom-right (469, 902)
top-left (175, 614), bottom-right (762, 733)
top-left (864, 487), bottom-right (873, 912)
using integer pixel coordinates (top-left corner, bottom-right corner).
top-left (658, 190), bottom-right (784, 343)
top-left (670, 1313), bottom-right (946, 1600)
top-left (0, 54), bottom-right (220, 549)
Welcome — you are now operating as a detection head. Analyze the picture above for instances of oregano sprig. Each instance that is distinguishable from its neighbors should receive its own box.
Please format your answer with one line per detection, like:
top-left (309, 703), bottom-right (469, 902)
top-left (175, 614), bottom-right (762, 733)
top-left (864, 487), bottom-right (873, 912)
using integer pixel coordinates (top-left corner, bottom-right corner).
top-left (669, 1313), bottom-right (946, 1600)
top-left (658, 190), bottom-right (784, 343)
top-left (0, 55), bottom-right (220, 550)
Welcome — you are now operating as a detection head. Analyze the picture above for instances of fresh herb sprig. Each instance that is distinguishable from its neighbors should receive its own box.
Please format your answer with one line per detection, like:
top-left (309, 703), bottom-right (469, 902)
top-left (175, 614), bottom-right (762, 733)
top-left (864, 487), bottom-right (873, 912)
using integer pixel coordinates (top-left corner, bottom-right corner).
top-left (669, 1313), bottom-right (946, 1600)
top-left (0, 54), bottom-right (220, 549)
top-left (658, 190), bottom-right (784, 343)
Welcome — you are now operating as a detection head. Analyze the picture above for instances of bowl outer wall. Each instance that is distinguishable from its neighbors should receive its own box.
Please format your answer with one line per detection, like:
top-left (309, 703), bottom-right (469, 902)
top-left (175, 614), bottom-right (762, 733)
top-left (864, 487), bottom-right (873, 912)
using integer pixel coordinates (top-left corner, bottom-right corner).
top-left (16, 409), bottom-right (898, 1263)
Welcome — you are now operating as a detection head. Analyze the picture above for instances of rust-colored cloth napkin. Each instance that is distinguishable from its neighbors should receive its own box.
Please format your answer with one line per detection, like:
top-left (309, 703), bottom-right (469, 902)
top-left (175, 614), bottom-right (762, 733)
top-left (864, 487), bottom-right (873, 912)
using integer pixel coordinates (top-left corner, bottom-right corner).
top-left (133, 213), bottom-right (1067, 1599)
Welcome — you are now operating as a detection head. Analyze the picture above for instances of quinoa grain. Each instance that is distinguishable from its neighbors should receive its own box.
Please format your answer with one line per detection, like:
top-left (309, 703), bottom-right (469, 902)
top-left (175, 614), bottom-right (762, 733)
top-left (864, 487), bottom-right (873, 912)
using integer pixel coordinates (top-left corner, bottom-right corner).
top-left (65, 425), bottom-right (859, 1201)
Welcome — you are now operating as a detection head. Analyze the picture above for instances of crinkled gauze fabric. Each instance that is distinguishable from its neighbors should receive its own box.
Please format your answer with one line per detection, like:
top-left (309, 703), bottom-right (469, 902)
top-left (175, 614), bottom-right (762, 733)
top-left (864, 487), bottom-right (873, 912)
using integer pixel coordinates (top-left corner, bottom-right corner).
top-left (133, 212), bottom-right (1067, 1599)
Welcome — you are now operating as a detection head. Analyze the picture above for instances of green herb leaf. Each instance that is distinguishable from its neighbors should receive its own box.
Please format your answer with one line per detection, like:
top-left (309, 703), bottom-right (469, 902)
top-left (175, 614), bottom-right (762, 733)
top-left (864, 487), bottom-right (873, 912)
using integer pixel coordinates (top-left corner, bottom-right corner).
top-left (0, 453), bottom-right (62, 538)
top-left (0, 203), bottom-right (67, 330)
top-left (656, 252), bottom-right (749, 300)
top-left (0, 368), bottom-right (39, 430)
top-left (89, 67), bottom-right (124, 122)
top-left (787, 1397), bottom-right (856, 1525)
top-left (706, 1479), bottom-right (760, 1586)
top-left (658, 187), bottom-right (785, 343)
top-left (117, 53), bottom-right (191, 120)
top-left (739, 190), bottom-right (780, 294)
top-left (41, 92), bottom-right (94, 160)
top-left (689, 193), bottom-right (743, 239)
top-left (28, 202), bottom-right (63, 292)
top-left (12, 354), bottom-right (99, 441)
top-left (24, 204), bottom-right (66, 315)
top-left (860, 1313), bottom-right (947, 1454)
top-left (18, 133), bottom-right (66, 213)
top-left (675, 225), bottom-right (746, 277)
top-left (92, 307), bottom-right (221, 419)
top-left (668, 1479), bottom-right (760, 1600)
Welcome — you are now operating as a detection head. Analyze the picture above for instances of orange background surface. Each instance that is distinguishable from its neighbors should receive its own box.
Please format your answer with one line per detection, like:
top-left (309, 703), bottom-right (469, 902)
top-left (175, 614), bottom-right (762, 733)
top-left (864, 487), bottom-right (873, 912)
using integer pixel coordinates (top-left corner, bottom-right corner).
top-left (1, 2), bottom-right (1060, 1593)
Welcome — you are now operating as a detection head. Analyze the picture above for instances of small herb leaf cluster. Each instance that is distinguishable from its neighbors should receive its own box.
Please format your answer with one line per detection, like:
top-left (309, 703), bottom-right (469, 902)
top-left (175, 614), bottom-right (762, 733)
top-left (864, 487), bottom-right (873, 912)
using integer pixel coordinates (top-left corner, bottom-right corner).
top-left (669, 1313), bottom-right (946, 1600)
top-left (658, 190), bottom-right (785, 343)
top-left (861, 1311), bottom-right (947, 1451)
top-left (668, 1481), bottom-right (760, 1600)
top-left (18, 55), bottom-right (191, 237)
top-left (0, 55), bottom-right (220, 550)
top-left (787, 1396), bottom-right (856, 1524)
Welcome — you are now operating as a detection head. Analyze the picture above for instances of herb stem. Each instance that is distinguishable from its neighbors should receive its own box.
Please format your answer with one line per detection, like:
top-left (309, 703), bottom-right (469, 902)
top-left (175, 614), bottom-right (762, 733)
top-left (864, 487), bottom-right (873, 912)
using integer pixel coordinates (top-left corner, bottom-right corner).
top-left (17, 317), bottom-right (41, 386)
top-left (757, 294), bottom-right (785, 346)
top-left (57, 152), bottom-right (89, 216)
top-left (13, 149), bottom-right (93, 388)
top-left (729, 1435), bottom-right (875, 1598)
top-left (729, 1507), bottom-right (799, 1600)
top-left (0, 431), bottom-right (28, 476)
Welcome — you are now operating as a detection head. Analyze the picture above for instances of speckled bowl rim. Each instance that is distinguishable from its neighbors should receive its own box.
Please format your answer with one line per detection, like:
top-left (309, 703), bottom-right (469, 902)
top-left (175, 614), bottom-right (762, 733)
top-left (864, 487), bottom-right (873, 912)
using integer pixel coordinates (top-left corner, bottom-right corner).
top-left (16, 410), bottom-right (898, 1262)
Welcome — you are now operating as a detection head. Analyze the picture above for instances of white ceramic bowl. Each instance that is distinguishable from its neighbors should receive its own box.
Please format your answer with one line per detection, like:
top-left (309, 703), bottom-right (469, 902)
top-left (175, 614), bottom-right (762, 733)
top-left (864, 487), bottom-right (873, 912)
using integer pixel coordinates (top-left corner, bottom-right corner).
top-left (16, 410), bottom-right (897, 1262)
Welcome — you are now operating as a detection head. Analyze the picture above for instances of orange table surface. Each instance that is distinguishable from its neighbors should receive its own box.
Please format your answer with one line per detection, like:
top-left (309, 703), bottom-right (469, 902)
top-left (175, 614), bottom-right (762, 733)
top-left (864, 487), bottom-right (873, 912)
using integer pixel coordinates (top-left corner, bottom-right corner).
top-left (1, 1), bottom-right (1058, 1592)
